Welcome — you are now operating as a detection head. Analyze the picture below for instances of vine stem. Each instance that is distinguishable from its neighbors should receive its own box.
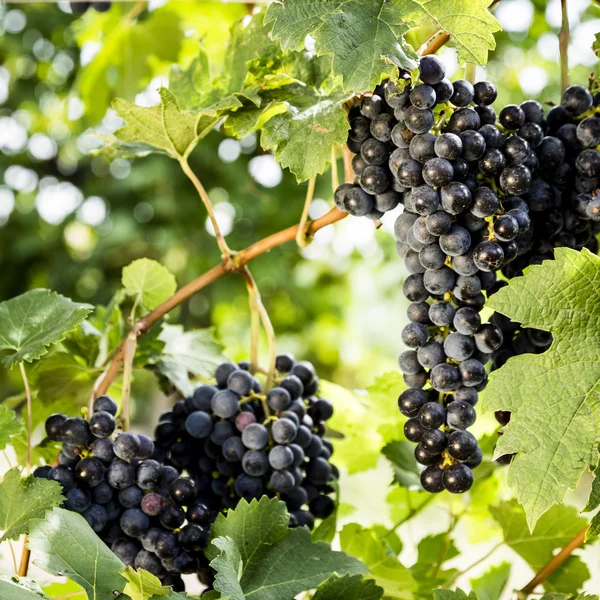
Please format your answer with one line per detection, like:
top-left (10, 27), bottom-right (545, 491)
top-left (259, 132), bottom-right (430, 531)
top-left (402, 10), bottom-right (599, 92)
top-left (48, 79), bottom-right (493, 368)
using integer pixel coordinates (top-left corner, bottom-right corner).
top-left (421, 31), bottom-right (451, 56)
top-left (559, 0), bottom-right (570, 94)
top-left (178, 157), bottom-right (235, 262)
top-left (120, 334), bottom-right (137, 432)
top-left (242, 267), bottom-right (276, 396)
top-left (18, 362), bottom-right (32, 475)
top-left (296, 177), bottom-right (317, 248)
top-left (519, 525), bottom-right (588, 597)
top-left (18, 543), bottom-right (30, 577)
top-left (94, 206), bottom-right (348, 398)
top-left (342, 144), bottom-right (354, 183)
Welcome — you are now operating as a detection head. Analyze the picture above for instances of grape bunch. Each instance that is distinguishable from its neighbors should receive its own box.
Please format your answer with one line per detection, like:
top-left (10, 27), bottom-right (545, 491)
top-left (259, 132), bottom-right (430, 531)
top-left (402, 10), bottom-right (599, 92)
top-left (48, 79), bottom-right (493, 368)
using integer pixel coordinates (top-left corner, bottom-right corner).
top-left (334, 55), bottom-right (600, 494)
top-left (37, 398), bottom-right (212, 591)
top-left (70, 1), bottom-right (111, 14)
top-left (153, 354), bottom-right (338, 530)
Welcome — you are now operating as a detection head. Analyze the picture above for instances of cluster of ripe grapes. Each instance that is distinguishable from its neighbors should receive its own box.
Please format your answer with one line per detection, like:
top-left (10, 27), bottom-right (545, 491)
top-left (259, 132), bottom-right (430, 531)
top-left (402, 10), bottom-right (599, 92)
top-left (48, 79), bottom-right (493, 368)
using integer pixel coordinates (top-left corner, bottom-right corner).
top-left (37, 355), bottom-right (335, 591)
top-left (335, 54), bottom-right (600, 494)
top-left (154, 354), bottom-right (337, 530)
top-left (37, 396), bottom-right (213, 591)
top-left (70, 1), bottom-right (111, 14)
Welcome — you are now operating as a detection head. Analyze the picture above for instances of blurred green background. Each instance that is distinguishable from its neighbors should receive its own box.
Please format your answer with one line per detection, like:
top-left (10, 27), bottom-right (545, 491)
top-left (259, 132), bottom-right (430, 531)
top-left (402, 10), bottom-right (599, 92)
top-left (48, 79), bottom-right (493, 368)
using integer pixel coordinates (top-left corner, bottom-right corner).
top-left (0, 0), bottom-right (599, 400)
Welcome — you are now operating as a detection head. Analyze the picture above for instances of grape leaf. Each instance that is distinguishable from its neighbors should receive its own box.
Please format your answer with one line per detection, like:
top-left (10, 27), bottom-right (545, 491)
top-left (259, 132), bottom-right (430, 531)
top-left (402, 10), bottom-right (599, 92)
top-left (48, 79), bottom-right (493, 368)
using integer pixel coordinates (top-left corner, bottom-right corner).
top-left (470, 562), bottom-right (511, 600)
top-left (259, 90), bottom-right (351, 181)
top-left (490, 499), bottom-right (589, 593)
top-left (34, 353), bottom-right (102, 409)
top-left (121, 566), bottom-right (171, 599)
top-left (13, 434), bottom-right (62, 470)
top-left (394, 0), bottom-right (500, 65)
top-left (0, 405), bottom-right (24, 451)
top-left (0, 576), bottom-right (51, 600)
top-left (42, 580), bottom-right (86, 599)
top-left (122, 258), bottom-right (177, 311)
top-left (0, 469), bottom-right (63, 542)
top-left (266, 0), bottom-right (500, 92)
top-left (0, 289), bottom-right (93, 368)
top-left (154, 324), bottom-right (227, 396)
top-left (29, 508), bottom-right (126, 600)
top-left (207, 497), bottom-right (367, 600)
top-left (74, 6), bottom-right (183, 123)
top-left (433, 590), bottom-right (478, 600)
top-left (410, 533), bottom-right (459, 594)
top-left (312, 574), bottom-right (383, 600)
top-left (100, 88), bottom-right (218, 160)
top-left (322, 374), bottom-right (404, 474)
top-left (593, 33), bottom-right (600, 57)
top-left (266, 0), bottom-right (417, 91)
top-left (382, 441), bottom-right (421, 488)
top-left (484, 248), bottom-right (600, 529)
top-left (339, 523), bottom-right (416, 600)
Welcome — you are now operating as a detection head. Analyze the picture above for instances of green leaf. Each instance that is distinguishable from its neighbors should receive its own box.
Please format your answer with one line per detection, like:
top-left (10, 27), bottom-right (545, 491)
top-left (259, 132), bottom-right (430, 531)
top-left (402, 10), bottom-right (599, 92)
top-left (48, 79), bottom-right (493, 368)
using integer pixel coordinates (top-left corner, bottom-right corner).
top-left (75, 7), bottom-right (183, 123)
top-left (0, 405), bottom-right (24, 451)
top-left (322, 374), bottom-right (404, 474)
top-left (13, 435), bottom-right (62, 470)
top-left (42, 580), bottom-right (86, 599)
top-left (313, 574), bottom-right (383, 600)
top-left (122, 258), bottom-right (177, 311)
top-left (101, 88), bottom-right (216, 160)
top-left (266, 1), bottom-right (500, 92)
top-left (259, 90), bottom-right (350, 181)
top-left (490, 499), bottom-right (589, 593)
top-left (410, 533), bottom-right (459, 594)
top-left (433, 590), bottom-right (478, 600)
top-left (0, 469), bottom-right (64, 542)
top-left (207, 497), bottom-right (367, 600)
top-left (34, 353), bottom-right (102, 409)
top-left (339, 523), bottom-right (416, 600)
top-left (0, 289), bottom-right (93, 368)
top-left (266, 0), bottom-right (417, 91)
top-left (470, 562), bottom-right (511, 600)
top-left (0, 576), bottom-right (51, 600)
top-left (121, 566), bottom-right (171, 599)
top-left (484, 248), bottom-right (600, 529)
top-left (593, 32), bottom-right (600, 57)
top-left (382, 441), bottom-right (421, 488)
top-left (155, 324), bottom-right (227, 396)
top-left (394, 0), bottom-right (500, 65)
top-left (29, 508), bottom-right (126, 600)
top-left (586, 512), bottom-right (600, 543)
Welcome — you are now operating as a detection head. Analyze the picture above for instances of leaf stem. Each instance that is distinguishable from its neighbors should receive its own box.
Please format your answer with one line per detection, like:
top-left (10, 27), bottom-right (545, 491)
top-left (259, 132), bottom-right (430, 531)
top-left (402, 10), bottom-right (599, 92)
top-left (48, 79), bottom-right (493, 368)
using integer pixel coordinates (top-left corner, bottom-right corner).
top-left (242, 267), bottom-right (276, 396)
top-left (18, 362), bottom-right (32, 475)
top-left (559, 0), bottom-right (571, 94)
top-left (331, 147), bottom-right (340, 194)
top-left (465, 63), bottom-right (477, 84)
top-left (519, 525), bottom-right (588, 597)
top-left (120, 334), bottom-right (137, 432)
top-left (179, 157), bottom-right (235, 262)
top-left (384, 494), bottom-right (435, 538)
top-left (342, 144), bottom-right (354, 183)
top-left (244, 272), bottom-right (262, 374)
top-left (296, 177), bottom-right (317, 248)
top-left (8, 540), bottom-right (17, 574)
top-left (94, 206), bottom-right (348, 398)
